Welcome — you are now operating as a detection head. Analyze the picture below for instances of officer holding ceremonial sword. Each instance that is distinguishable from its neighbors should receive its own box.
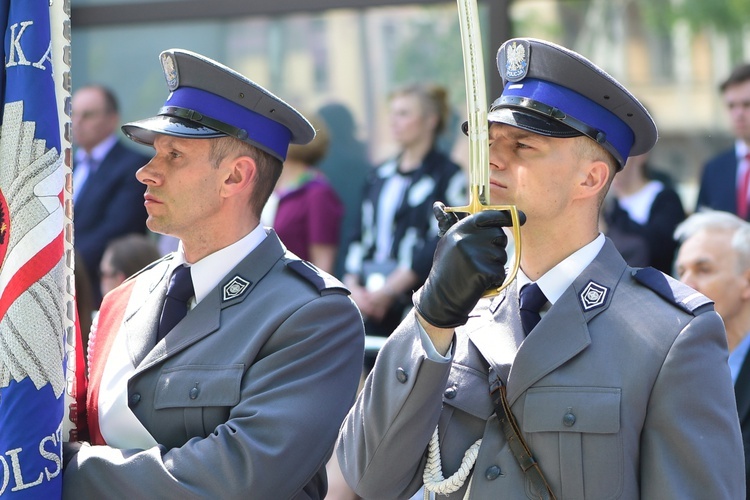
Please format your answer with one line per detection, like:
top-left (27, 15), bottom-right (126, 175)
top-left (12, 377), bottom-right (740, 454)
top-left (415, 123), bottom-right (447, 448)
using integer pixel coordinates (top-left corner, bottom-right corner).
top-left (335, 0), bottom-right (744, 498)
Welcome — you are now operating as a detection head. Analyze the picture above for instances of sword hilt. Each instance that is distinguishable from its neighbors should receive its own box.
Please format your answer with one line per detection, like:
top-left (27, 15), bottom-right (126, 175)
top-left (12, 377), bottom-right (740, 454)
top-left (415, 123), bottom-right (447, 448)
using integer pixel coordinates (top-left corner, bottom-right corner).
top-left (445, 185), bottom-right (523, 297)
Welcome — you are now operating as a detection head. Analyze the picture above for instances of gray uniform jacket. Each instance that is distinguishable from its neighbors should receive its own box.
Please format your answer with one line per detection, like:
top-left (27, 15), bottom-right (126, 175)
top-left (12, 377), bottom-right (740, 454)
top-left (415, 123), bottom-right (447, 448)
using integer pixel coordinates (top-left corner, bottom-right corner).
top-left (337, 239), bottom-right (744, 499)
top-left (64, 230), bottom-right (365, 499)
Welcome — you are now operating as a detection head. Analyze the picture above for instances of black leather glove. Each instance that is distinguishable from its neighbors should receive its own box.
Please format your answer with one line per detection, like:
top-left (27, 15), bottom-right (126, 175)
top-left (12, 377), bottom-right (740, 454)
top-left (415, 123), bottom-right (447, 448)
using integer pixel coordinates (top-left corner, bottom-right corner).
top-left (433, 202), bottom-right (461, 237)
top-left (414, 204), bottom-right (516, 328)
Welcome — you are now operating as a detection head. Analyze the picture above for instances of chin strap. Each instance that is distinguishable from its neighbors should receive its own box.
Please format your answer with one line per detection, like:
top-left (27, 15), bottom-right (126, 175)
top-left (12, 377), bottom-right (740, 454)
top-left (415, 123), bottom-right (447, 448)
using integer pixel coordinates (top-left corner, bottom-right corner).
top-left (423, 425), bottom-right (481, 499)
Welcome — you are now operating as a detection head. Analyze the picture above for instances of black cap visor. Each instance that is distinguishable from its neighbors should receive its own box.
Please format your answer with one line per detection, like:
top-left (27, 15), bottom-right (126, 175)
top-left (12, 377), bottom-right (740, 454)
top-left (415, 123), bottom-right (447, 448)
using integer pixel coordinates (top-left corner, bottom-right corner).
top-left (487, 107), bottom-right (583, 138)
top-left (122, 115), bottom-right (224, 147)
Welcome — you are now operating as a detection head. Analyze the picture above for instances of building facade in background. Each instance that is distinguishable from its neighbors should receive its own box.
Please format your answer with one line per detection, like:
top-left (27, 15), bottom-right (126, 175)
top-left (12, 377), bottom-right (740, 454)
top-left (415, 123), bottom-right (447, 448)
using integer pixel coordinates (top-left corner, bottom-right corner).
top-left (72, 0), bottom-right (750, 211)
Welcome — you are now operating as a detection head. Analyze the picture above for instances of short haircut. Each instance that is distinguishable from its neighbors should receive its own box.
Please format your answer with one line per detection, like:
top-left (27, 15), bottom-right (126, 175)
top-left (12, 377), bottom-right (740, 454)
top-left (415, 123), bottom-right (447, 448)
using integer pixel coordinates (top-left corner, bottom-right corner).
top-left (104, 233), bottom-right (161, 278)
top-left (674, 209), bottom-right (750, 272)
top-left (720, 63), bottom-right (750, 93)
top-left (576, 135), bottom-right (618, 174)
top-left (208, 136), bottom-right (283, 218)
top-left (575, 135), bottom-right (618, 208)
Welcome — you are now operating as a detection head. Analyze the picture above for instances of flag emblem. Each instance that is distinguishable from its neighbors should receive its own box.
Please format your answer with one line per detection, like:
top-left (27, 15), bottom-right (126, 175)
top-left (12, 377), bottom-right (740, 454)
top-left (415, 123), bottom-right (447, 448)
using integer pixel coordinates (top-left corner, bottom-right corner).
top-left (0, 1), bottom-right (70, 497)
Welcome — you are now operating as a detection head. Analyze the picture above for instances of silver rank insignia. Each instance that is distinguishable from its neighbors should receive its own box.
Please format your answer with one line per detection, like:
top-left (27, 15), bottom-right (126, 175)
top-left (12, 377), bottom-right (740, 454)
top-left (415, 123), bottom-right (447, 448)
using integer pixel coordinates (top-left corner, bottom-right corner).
top-left (580, 281), bottom-right (608, 311)
top-left (223, 276), bottom-right (250, 301)
top-left (161, 52), bottom-right (179, 91)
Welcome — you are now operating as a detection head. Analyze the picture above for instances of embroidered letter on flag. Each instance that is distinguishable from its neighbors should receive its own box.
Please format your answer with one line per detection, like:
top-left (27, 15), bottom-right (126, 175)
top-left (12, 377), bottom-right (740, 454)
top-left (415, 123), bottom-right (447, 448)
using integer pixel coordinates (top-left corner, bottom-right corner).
top-left (0, 0), bottom-right (72, 498)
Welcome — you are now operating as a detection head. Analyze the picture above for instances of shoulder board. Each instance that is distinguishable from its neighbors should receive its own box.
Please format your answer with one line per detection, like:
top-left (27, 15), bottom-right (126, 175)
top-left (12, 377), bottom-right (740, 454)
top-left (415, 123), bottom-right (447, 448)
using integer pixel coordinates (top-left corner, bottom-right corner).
top-left (122, 253), bottom-right (173, 283)
top-left (632, 267), bottom-right (713, 315)
top-left (286, 259), bottom-right (350, 295)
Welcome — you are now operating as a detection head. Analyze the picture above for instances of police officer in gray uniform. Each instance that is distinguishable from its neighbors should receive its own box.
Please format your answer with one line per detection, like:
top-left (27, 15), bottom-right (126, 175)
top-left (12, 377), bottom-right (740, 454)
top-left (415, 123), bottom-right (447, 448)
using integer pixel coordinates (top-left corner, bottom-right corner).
top-left (63, 49), bottom-right (365, 499)
top-left (336, 38), bottom-right (744, 499)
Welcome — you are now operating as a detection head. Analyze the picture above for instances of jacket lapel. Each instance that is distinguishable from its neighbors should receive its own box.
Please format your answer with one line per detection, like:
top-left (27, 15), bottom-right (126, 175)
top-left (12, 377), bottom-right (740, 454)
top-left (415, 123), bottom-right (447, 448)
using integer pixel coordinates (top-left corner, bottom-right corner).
top-left (508, 241), bottom-right (626, 403)
top-left (506, 287), bottom-right (592, 403)
top-left (473, 239), bottom-right (627, 404)
top-left (126, 258), bottom-right (171, 368)
top-left (133, 230), bottom-right (286, 373)
top-left (466, 284), bottom-right (523, 383)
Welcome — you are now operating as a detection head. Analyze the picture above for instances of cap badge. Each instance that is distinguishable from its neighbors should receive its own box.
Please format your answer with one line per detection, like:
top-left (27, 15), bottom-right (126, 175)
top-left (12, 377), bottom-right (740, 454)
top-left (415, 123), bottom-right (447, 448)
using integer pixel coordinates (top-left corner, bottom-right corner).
top-left (161, 52), bottom-right (179, 91)
top-left (223, 275), bottom-right (251, 301)
top-left (505, 40), bottom-right (529, 82)
top-left (579, 281), bottom-right (608, 311)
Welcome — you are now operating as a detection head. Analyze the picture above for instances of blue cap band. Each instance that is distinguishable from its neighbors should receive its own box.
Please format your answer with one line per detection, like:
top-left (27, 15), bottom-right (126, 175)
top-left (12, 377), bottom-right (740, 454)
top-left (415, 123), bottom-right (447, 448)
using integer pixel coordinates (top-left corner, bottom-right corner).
top-left (501, 78), bottom-right (635, 164)
top-left (164, 87), bottom-right (293, 160)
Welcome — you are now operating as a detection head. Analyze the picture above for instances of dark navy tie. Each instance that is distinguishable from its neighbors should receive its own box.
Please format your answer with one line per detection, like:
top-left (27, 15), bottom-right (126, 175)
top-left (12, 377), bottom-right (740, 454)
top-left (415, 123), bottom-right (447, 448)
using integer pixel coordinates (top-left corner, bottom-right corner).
top-left (157, 265), bottom-right (194, 341)
top-left (519, 283), bottom-right (547, 336)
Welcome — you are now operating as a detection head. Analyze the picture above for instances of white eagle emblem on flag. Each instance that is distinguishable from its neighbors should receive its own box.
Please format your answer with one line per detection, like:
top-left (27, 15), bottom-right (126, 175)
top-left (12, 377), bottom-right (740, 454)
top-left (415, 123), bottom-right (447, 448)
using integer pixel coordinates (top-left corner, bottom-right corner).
top-left (0, 100), bottom-right (66, 397)
top-left (505, 41), bottom-right (528, 81)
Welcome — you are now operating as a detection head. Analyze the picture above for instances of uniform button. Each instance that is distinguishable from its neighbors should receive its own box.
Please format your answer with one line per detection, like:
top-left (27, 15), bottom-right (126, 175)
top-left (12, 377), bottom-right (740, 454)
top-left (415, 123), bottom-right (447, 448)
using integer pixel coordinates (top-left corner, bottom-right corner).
top-left (444, 386), bottom-right (457, 399)
top-left (189, 385), bottom-right (200, 400)
top-left (563, 411), bottom-right (576, 427)
top-left (129, 393), bottom-right (141, 406)
top-left (396, 367), bottom-right (408, 383)
top-left (485, 465), bottom-right (501, 480)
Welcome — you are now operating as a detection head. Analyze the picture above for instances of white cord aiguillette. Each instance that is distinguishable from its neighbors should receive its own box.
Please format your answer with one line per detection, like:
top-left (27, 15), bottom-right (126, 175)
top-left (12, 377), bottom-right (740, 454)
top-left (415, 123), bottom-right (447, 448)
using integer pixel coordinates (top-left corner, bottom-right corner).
top-left (423, 426), bottom-right (481, 499)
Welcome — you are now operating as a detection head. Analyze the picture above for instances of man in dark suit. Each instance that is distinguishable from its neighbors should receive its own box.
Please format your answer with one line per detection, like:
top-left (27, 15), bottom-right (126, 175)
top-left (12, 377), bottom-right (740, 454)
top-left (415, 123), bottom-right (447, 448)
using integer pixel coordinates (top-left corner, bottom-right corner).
top-left (72, 85), bottom-right (150, 306)
top-left (696, 63), bottom-right (750, 219)
top-left (62, 49), bottom-right (365, 499)
top-left (675, 209), bottom-right (750, 496)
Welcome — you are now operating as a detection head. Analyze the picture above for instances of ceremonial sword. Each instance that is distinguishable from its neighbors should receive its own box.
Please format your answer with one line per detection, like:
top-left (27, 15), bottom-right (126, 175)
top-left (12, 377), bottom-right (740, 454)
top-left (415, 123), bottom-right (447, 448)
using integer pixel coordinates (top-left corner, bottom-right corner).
top-left (446, 0), bottom-right (523, 296)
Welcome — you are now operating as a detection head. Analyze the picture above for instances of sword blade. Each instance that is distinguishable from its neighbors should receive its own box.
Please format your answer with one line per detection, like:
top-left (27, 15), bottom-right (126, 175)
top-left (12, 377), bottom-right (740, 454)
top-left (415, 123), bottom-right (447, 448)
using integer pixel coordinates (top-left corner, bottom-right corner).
top-left (448, 0), bottom-right (523, 295)
top-left (457, 0), bottom-right (490, 209)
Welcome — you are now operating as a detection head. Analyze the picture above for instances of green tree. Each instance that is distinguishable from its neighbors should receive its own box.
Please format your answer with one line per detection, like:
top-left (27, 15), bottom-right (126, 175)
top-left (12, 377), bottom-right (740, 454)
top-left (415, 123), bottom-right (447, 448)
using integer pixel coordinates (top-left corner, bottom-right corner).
top-left (638, 0), bottom-right (750, 62)
top-left (390, 7), bottom-right (468, 107)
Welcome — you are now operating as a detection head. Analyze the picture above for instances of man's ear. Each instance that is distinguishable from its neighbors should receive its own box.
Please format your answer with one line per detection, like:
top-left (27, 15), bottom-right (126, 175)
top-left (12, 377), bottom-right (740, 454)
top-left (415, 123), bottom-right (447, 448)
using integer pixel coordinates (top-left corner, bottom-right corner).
top-left (222, 155), bottom-right (256, 198)
top-left (576, 159), bottom-right (610, 201)
top-left (741, 268), bottom-right (750, 301)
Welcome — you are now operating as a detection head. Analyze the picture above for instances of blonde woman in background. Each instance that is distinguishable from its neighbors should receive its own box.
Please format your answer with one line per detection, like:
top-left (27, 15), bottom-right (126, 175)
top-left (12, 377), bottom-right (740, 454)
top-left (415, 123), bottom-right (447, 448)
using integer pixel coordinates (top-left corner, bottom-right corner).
top-left (342, 83), bottom-right (466, 363)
